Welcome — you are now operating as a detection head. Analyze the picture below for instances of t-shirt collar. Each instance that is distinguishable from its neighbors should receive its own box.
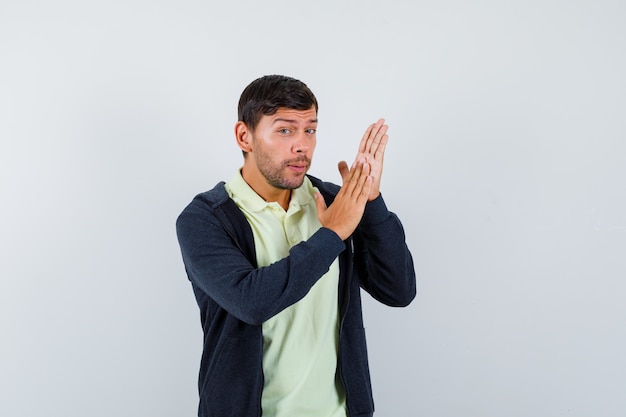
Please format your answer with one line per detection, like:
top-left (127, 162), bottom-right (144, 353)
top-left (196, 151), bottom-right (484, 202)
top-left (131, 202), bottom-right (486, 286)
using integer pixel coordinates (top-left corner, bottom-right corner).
top-left (227, 170), bottom-right (314, 213)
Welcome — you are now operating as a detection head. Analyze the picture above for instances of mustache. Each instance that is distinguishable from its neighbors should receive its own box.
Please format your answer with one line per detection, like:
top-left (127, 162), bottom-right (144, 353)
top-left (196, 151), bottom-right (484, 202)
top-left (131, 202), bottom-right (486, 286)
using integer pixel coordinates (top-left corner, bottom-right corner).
top-left (284, 156), bottom-right (311, 166)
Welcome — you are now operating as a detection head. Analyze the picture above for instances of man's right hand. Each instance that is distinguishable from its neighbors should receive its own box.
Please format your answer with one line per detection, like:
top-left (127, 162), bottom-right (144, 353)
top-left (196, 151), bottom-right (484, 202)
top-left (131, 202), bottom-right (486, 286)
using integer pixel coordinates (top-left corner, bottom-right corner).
top-left (314, 158), bottom-right (372, 240)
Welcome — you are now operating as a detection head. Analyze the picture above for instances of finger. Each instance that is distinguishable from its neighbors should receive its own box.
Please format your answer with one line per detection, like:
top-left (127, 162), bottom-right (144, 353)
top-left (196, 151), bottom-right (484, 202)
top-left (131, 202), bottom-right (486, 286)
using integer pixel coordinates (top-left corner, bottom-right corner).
top-left (338, 160), bottom-right (350, 182)
top-left (344, 158), bottom-right (365, 197)
top-left (359, 119), bottom-right (387, 153)
top-left (359, 175), bottom-right (373, 203)
top-left (349, 160), bottom-right (370, 199)
top-left (372, 133), bottom-right (389, 162)
top-left (367, 123), bottom-right (388, 158)
top-left (314, 191), bottom-right (327, 214)
top-left (358, 123), bottom-right (375, 154)
top-left (365, 119), bottom-right (387, 153)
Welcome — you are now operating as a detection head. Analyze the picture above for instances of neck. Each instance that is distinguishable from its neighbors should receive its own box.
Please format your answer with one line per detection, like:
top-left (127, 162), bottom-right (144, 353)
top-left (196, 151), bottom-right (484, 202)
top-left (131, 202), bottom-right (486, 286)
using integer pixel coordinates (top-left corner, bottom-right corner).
top-left (240, 167), bottom-right (292, 210)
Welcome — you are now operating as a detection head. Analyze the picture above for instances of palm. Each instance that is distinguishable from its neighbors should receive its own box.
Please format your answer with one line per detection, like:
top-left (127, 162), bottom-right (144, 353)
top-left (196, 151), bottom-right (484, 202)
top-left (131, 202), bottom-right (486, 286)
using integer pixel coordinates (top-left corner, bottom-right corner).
top-left (354, 118), bottom-right (388, 201)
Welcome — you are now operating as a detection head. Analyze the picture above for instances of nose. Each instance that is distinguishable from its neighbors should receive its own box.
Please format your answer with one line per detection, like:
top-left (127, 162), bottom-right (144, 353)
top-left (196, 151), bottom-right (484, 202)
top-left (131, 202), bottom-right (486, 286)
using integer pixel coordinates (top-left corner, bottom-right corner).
top-left (292, 132), bottom-right (309, 153)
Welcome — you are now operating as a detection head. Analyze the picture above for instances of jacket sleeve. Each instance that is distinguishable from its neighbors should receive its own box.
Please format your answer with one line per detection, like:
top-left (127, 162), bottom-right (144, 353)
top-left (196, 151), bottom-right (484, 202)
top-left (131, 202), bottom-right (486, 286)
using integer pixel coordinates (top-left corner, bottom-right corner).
top-left (176, 196), bottom-right (346, 325)
top-left (352, 194), bottom-right (417, 307)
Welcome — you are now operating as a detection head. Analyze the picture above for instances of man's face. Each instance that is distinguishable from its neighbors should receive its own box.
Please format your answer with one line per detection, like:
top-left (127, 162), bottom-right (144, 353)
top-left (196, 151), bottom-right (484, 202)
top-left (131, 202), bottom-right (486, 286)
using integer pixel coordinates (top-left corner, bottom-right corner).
top-left (247, 107), bottom-right (318, 190)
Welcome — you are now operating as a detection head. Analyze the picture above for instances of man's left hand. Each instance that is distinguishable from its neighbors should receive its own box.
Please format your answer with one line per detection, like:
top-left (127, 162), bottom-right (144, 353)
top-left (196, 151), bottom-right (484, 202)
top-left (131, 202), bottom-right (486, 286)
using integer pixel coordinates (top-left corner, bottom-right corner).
top-left (353, 118), bottom-right (388, 201)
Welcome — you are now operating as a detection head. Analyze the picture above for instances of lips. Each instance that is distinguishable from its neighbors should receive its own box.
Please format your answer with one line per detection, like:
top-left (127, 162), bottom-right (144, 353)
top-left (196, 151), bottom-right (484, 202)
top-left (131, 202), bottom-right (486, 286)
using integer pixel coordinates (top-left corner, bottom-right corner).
top-left (286, 158), bottom-right (310, 172)
top-left (287, 163), bottom-right (308, 173)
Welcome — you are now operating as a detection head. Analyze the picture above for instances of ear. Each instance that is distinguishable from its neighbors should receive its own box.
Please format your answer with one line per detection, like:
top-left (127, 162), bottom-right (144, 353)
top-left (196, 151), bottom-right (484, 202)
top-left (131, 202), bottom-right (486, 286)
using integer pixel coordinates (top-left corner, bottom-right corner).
top-left (234, 121), bottom-right (253, 153)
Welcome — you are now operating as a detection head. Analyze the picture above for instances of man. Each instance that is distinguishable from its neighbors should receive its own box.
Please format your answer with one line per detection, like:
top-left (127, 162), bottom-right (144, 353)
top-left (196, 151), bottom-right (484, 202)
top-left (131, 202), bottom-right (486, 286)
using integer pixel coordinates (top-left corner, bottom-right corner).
top-left (176, 75), bottom-right (416, 417)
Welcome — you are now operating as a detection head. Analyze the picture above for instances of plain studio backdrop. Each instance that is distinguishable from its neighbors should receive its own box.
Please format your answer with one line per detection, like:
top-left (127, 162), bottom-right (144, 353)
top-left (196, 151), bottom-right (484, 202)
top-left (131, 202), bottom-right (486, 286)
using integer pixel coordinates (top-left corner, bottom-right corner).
top-left (1, 0), bottom-right (625, 416)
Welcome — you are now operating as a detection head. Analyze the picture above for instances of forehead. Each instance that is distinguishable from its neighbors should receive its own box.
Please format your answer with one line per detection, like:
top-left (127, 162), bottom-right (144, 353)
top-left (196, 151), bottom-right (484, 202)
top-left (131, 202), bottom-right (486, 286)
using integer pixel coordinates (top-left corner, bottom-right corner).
top-left (263, 107), bottom-right (318, 124)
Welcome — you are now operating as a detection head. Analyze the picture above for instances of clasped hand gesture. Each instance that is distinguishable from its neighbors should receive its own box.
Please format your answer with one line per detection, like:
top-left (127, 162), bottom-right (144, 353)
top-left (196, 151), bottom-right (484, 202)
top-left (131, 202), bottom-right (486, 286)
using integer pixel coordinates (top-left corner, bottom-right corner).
top-left (315, 119), bottom-right (389, 240)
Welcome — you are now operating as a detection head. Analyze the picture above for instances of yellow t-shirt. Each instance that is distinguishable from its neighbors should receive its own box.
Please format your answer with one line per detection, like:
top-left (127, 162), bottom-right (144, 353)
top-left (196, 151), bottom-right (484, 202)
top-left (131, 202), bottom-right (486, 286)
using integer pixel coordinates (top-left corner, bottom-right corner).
top-left (225, 171), bottom-right (347, 417)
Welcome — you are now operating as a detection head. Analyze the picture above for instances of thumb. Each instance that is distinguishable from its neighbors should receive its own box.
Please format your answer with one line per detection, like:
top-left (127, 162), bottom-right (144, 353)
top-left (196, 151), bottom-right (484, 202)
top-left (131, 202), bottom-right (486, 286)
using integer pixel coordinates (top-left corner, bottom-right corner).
top-left (314, 191), bottom-right (327, 214)
top-left (338, 160), bottom-right (350, 182)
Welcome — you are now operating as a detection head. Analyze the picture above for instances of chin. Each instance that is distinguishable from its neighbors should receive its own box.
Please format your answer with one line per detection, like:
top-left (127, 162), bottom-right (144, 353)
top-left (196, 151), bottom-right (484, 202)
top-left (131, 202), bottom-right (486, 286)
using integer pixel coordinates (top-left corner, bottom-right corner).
top-left (282, 177), bottom-right (307, 190)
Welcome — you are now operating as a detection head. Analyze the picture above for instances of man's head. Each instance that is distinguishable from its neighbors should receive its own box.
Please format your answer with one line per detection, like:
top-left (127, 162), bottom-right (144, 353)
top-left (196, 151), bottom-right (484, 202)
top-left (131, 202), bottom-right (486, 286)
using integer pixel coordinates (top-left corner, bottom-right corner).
top-left (235, 75), bottom-right (319, 204)
top-left (237, 75), bottom-right (318, 134)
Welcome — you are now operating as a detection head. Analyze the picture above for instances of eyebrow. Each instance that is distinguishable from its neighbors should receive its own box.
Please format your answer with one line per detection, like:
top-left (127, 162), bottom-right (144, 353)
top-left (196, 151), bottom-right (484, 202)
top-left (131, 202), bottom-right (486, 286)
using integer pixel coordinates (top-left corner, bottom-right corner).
top-left (272, 118), bottom-right (318, 124)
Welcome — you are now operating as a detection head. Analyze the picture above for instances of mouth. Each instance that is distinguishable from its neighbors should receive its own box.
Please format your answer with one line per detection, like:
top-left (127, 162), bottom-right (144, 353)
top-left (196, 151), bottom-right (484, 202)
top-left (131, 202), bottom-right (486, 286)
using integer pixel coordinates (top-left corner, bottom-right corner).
top-left (286, 158), bottom-right (310, 173)
top-left (287, 163), bottom-right (308, 173)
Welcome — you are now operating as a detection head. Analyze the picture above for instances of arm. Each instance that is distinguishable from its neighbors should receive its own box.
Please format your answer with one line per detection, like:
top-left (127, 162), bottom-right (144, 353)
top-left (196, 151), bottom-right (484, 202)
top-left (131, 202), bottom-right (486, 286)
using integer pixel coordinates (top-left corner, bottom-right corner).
top-left (177, 198), bottom-right (345, 325)
top-left (353, 195), bottom-right (416, 307)
top-left (346, 119), bottom-right (416, 306)
top-left (177, 160), bottom-right (375, 325)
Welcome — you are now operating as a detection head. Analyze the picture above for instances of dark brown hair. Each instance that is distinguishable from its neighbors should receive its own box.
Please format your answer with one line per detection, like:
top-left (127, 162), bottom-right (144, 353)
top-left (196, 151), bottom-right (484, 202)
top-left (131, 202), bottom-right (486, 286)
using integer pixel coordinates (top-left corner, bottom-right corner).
top-left (237, 75), bottom-right (318, 132)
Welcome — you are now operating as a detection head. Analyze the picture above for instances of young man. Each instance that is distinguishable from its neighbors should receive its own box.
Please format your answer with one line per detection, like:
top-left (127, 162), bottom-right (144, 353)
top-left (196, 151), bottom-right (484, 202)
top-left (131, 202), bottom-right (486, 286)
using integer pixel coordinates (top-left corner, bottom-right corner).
top-left (176, 75), bottom-right (416, 417)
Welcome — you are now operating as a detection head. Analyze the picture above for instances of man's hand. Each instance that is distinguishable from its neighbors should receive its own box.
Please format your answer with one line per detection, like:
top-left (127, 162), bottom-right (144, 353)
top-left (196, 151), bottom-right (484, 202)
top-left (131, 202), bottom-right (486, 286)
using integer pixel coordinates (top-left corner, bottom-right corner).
top-left (315, 158), bottom-right (372, 240)
top-left (354, 118), bottom-right (388, 201)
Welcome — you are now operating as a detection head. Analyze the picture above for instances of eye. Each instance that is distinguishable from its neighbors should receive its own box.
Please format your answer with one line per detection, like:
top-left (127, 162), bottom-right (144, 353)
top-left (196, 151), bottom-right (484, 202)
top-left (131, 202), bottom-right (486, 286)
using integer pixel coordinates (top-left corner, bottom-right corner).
top-left (305, 128), bottom-right (316, 134)
top-left (278, 128), bottom-right (291, 134)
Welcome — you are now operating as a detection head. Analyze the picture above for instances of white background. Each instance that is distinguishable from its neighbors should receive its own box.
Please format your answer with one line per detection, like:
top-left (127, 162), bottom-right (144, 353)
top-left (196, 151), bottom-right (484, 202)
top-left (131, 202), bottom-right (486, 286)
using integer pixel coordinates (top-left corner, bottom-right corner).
top-left (1, 0), bottom-right (625, 416)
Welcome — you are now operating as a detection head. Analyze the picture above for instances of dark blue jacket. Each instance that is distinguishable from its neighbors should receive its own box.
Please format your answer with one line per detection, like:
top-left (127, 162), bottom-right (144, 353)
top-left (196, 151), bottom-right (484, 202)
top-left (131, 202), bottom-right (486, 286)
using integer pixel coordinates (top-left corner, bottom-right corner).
top-left (176, 175), bottom-right (416, 417)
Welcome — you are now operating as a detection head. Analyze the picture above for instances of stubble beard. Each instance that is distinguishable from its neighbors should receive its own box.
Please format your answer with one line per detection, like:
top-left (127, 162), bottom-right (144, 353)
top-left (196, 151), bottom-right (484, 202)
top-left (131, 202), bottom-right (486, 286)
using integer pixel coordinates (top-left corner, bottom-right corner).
top-left (255, 151), bottom-right (311, 190)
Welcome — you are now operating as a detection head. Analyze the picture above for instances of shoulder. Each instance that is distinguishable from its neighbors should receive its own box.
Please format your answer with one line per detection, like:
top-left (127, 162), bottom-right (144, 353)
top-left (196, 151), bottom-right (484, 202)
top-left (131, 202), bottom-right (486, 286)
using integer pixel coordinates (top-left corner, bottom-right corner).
top-left (194, 182), bottom-right (230, 207)
top-left (176, 181), bottom-right (232, 228)
top-left (175, 181), bottom-right (255, 252)
top-left (181, 182), bottom-right (230, 212)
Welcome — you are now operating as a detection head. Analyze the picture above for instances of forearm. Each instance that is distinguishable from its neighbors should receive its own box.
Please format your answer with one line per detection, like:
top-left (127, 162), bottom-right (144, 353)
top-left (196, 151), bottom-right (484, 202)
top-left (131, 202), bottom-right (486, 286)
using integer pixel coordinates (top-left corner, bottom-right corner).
top-left (354, 196), bottom-right (417, 306)
top-left (178, 213), bottom-right (345, 324)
